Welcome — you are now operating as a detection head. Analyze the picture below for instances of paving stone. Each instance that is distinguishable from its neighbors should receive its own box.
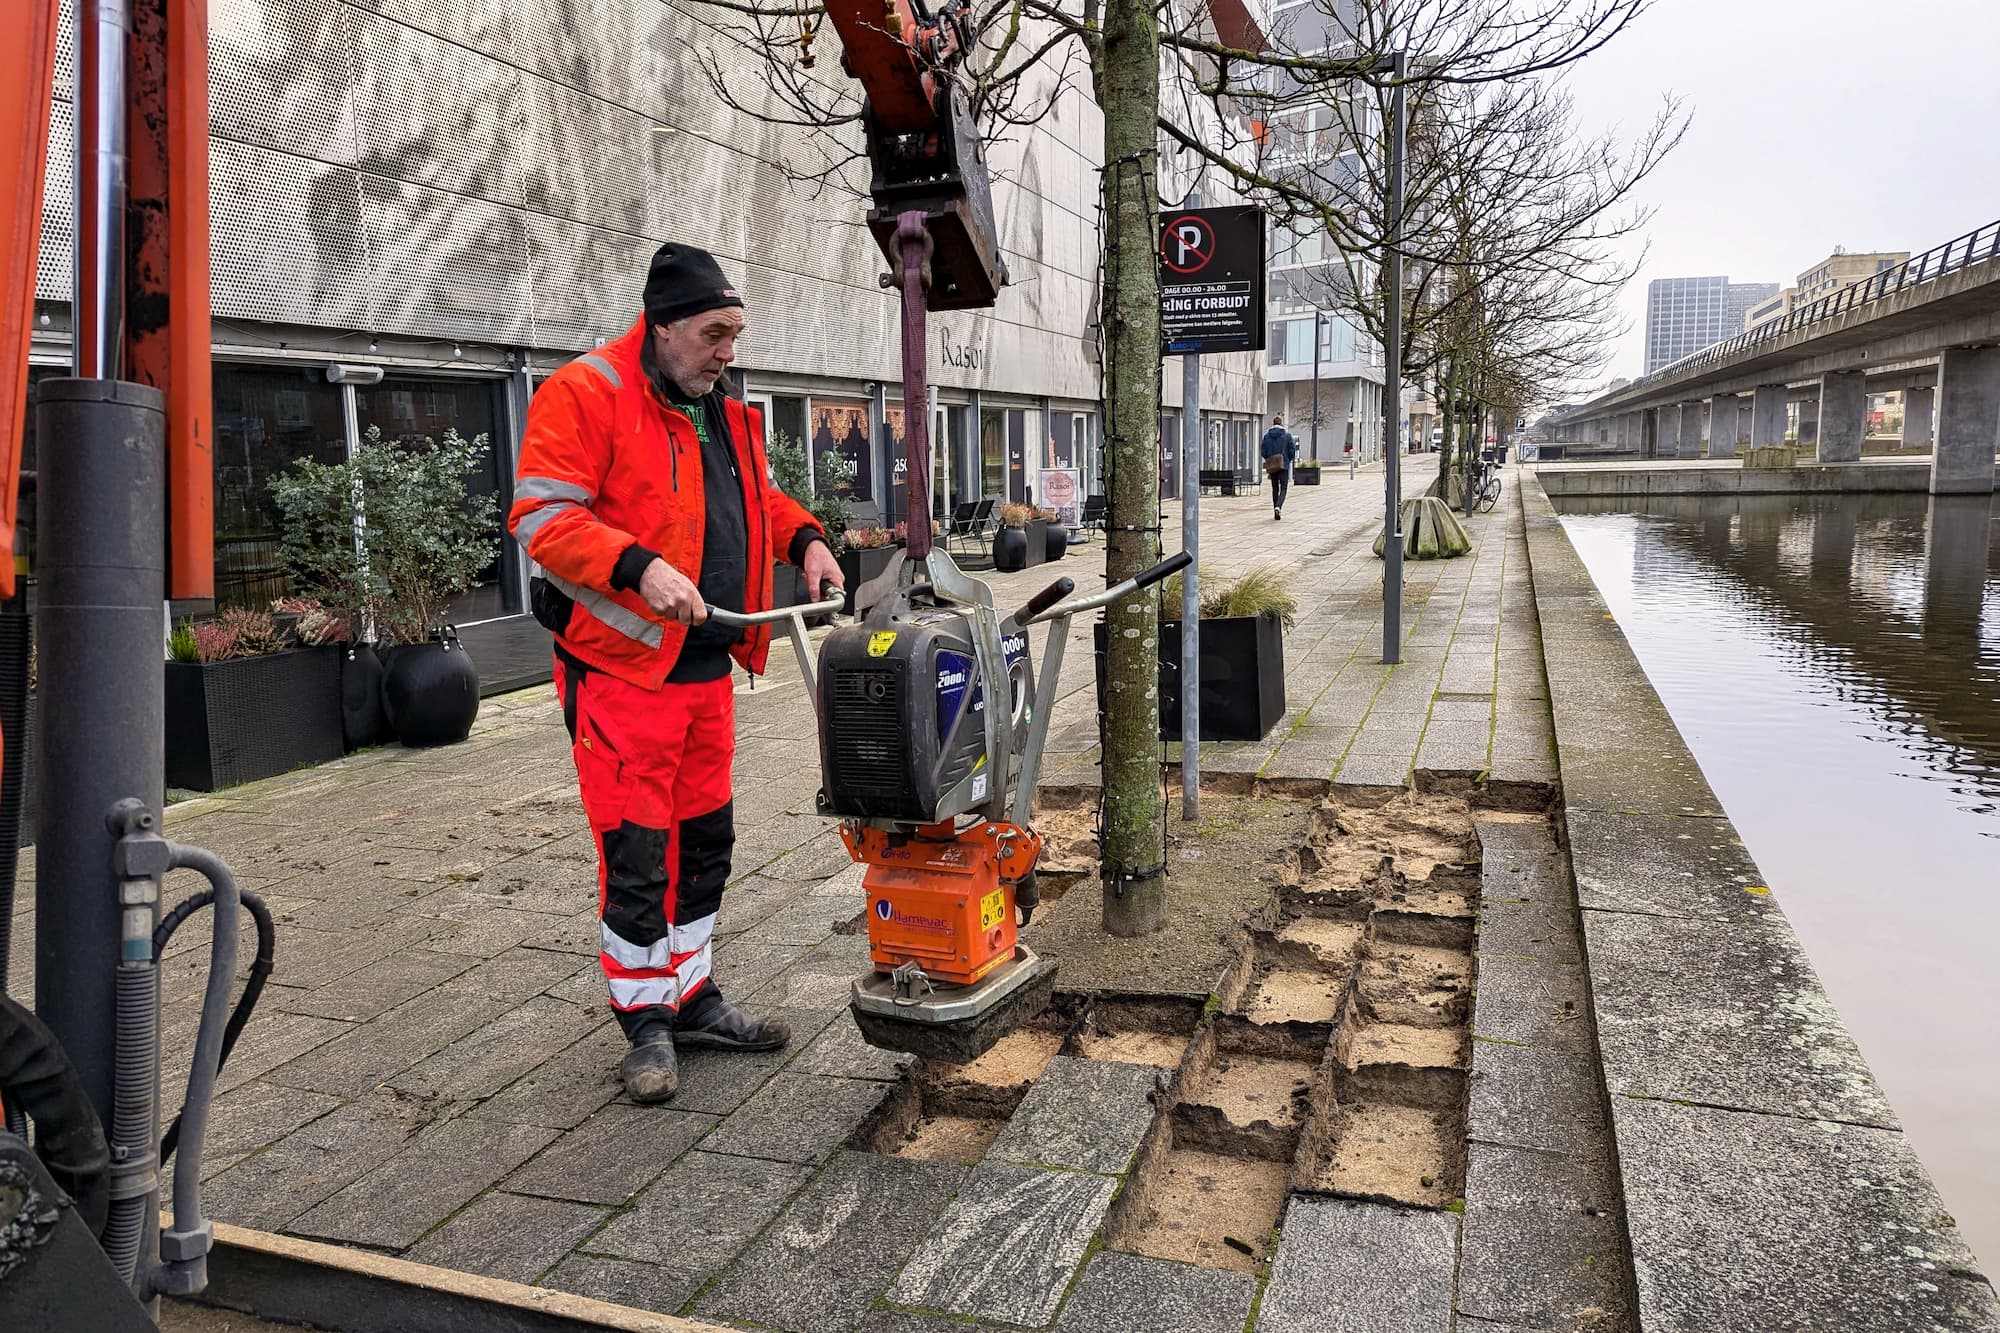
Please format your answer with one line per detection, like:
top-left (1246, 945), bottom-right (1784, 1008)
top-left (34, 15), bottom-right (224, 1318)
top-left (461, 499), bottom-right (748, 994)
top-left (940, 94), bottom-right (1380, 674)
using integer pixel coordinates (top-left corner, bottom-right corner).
top-left (291, 1116), bottom-right (558, 1250)
top-left (699, 1151), bottom-right (968, 1331)
top-left (1476, 897), bottom-right (1581, 964)
top-left (436, 945), bottom-right (593, 1002)
top-left (732, 889), bottom-right (866, 946)
top-left (663, 1033), bottom-right (807, 1117)
top-left (201, 1092), bottom-right (443, 1232)
top-left (1468, 1036), bottom-right (1603, 1156)
top-left (1583, 907), bottom-right (1897, 1128)
top-left (791, 1010), bottom-right (916, 1082)
top-left (1456, 1141), bottom-right (1628, 1328)
top-left (1612, 1098), bottom-right (2000, 1333)
top-left (386, 993), bottom-right (603, 1102)
top-left (1565, 810), bottom-right (1765, 920)
top-left (209, 1010), bottom-right (353, 1094)
top-left (586, 1150), bottom-right (814, 1273)
top-left (540, 1254), bottom-right (707, 1317)
top-left (516, 907), bottom-right (600, 956)
top-left (504, 1102), bottom-right (716, 1205)
top-left (405, 1190), bottom-right (607, 1283)
top-left (265, 988), bottom-right (509, 1095)
top-left (273, 948), bottom-right (477, 1022)
top-left (200, 1080), bottom-right (345, 1163)
top-left (1256, 1196), bottom-right (1457, 1333)
top-left (1334, 752), bottom-right (1411, 787)
top-left (710, 939), bottom-right (812, 998)
top-left (1053, 1251), bottom-right (1257, 1333)
top-left (987, 1055), bottom-right (1159, 1175)
top-left (467, 1022), bottom-right (626, 1129)
top-left (700, 1071), bottom-right (888, 1165)
top-left (1468, 954), bottom-right (1593, 1051)
top-left (888, 1159), bottom-right (1118, 1327)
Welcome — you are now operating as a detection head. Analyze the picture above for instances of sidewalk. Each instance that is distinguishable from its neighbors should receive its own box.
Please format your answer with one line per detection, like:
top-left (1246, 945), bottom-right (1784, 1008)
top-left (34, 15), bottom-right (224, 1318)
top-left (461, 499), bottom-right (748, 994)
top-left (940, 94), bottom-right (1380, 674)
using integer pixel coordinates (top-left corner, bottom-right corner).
top-left (8, 456), bottom-right (1564, 1329)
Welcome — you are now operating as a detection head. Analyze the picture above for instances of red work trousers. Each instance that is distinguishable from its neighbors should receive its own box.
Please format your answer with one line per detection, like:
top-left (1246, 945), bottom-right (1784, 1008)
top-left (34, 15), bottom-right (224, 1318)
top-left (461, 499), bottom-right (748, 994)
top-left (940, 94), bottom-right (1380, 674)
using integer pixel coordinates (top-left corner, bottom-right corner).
top-left (554, 655), bottom-right (735, 1015)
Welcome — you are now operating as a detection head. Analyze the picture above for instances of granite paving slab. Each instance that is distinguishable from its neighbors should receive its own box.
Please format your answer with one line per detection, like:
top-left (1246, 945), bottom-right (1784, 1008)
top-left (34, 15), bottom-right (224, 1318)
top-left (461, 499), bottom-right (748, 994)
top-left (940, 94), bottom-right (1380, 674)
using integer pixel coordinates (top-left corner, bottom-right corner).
top-left (288, 1115), bottom-right (558, 1250)
top-left (1257, 1196), bottom-right (1458, 1333)
top-left (698, 1070), bottom-right (886, 1165)
top-left (1582, 907), bottom-right (1897, 1128)
top-left (199, 1081), bottom-right (345, 1165)
top-left (1466, 955), bottom-right (1593, 1052)
top-left (1612, 1098), bottom-right (2000, 1333)
top-left (464, 1022), bottom-right (627, 1129)
top-left (987, 1055), bottom-right (1160, 1175)
top-left (404, 1190), bottom-right (608, 1284)
top-left (585, 1150), bottom-right (814, 1273)
top-left (539, 1254), bottom-right (708, 1317)
top-left (1052, 1251), bottom-right (1257, 1333)
top-left (1476, 897), bottom-right (1582, 964)
top-left (698, 1151), bottom-right (968, 1331)
top-left (262, 987), bottom-right (510, 1095)
top-left (502, 1102), bottom-right (717, 1206)
top-left (198, 1093), bottom-right (441, 1233)
top-left (1564, 810), bottom-right (1765, 920)
top-left (888, 1159), bottom-right (1119, 1327)
top-left (385, 993), bottom-right (603, 1102)
top-left (1455, 1140), bottom-right (1629, 1329)
top-left (1467, 1037), bottom-right (1603, 1157)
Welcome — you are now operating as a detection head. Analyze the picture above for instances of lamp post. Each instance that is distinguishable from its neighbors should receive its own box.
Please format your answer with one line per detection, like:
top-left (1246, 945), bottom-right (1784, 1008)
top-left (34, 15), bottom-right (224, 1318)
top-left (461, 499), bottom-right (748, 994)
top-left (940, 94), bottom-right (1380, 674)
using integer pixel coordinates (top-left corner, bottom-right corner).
top-left (1310, 308), bottom-right (1323, 465)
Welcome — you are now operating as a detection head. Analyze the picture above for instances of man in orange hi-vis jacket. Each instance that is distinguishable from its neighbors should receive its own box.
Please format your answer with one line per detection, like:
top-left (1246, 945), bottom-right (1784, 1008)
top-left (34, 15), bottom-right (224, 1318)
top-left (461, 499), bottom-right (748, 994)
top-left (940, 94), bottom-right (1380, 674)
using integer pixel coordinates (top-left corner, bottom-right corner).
top-left (511, 243), bottom-right (845, 1103)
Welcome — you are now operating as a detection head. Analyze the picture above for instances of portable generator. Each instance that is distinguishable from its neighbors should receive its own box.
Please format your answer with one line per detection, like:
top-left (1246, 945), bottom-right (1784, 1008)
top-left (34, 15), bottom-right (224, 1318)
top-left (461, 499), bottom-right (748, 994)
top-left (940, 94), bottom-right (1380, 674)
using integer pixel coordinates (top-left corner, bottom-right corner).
top-left (712, 544), bottom-right (1189, 1062)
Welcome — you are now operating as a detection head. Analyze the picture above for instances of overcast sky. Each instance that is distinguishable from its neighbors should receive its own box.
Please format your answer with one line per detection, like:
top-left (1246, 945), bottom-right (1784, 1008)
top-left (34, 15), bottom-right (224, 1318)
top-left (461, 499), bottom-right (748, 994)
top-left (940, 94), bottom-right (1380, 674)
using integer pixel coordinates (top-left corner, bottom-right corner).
top-left (1557, 0), bottom-right (2000, 389)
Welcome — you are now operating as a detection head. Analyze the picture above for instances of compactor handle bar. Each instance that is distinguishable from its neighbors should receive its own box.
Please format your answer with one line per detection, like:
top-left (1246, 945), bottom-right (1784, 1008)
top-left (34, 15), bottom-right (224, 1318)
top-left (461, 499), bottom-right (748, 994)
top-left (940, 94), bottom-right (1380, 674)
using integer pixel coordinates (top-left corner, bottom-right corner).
top-left (1015, 550), bottom-right (1191, 627)
top-left (702, 583), bottom-right (845, 692)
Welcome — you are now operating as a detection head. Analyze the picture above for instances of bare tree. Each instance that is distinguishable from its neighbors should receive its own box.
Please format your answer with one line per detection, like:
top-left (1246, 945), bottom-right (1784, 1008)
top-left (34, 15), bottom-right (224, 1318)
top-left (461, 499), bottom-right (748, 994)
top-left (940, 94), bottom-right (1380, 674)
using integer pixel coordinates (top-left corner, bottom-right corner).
top-left (675, 0), bottom-right (1667, 935)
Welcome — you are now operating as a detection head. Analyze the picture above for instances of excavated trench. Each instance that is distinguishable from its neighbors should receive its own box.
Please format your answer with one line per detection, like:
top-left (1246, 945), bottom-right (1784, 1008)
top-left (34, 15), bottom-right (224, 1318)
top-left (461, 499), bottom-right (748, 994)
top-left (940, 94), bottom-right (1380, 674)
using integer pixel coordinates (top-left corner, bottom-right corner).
top-left (851, 780), bottom-right (1552, 1278)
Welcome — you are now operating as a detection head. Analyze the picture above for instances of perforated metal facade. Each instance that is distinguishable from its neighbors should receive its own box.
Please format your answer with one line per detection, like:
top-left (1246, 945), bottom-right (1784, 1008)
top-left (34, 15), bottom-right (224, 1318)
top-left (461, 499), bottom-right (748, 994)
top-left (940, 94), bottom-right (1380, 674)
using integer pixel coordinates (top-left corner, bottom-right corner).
top-left (34, 0), bottom-right (1264, 418)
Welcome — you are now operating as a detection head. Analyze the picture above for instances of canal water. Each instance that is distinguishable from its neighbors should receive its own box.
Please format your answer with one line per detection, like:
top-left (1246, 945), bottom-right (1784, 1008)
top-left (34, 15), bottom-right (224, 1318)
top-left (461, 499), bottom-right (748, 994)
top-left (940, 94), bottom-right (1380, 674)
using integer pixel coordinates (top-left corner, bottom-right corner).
top-left (1555, 490), bottom-right (1999, 1269)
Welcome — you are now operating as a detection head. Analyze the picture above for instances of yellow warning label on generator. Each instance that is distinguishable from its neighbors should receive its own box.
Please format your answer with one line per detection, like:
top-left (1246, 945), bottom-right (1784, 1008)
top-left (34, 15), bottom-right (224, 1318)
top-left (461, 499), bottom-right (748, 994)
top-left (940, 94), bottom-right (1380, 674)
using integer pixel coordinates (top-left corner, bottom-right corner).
top-left (979, 888), bottom-right (1006, 930)
top-left (867, 631), bottom-right (897, 657)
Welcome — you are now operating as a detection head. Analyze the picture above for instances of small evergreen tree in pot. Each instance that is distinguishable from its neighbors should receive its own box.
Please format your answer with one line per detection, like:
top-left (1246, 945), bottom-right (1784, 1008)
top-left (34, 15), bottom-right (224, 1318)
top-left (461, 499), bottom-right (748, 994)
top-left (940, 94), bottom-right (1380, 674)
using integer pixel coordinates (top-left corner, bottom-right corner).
top-left (271, 427), bottom-right (500, 746)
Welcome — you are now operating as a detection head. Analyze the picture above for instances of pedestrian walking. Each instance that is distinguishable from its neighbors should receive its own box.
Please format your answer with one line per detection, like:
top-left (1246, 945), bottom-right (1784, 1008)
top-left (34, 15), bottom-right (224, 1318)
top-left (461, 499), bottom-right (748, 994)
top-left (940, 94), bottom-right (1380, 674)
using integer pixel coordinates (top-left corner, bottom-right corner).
top-left (1261, 415), bottom-right (1298, 520)
top-left (509, 242), bottom-right (845, 1104)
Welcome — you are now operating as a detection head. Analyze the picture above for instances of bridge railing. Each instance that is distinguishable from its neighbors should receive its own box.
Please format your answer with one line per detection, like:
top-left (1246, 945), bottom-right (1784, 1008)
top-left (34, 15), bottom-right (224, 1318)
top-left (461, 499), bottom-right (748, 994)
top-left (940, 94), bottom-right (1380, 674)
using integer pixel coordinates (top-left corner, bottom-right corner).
top-left (1562, 217), bottom-right (2000, 416)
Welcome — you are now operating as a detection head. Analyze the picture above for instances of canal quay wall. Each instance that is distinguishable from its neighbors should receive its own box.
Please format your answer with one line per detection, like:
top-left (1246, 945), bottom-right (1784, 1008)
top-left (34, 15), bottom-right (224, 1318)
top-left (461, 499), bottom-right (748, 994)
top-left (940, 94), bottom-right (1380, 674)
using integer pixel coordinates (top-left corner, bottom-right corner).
top-left (1518, 467), bottom-right (2000, 1331)
top-left (1534, 456), bottom-right (1931, 498)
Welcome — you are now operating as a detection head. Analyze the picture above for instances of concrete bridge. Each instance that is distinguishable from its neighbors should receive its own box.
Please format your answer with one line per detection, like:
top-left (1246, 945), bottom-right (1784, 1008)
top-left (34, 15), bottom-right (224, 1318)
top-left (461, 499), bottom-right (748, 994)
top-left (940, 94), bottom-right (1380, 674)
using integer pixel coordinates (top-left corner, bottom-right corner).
top-left (1546, 221), bottom-right (2000, 493)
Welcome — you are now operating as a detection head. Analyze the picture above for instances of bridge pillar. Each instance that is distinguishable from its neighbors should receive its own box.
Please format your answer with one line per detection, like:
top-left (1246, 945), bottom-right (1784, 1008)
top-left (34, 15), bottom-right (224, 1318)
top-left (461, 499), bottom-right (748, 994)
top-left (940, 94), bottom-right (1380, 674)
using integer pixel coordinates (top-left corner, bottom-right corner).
top-left (1678, 403), bottom-right (1703, 457)
top-left (1796, 397), bottom-right (1819, 448)
top-left (1751, 385), bottom-right (1788, 449)
top-left (1932, 345), bottom-right (2000, 494)
top-left (1816, 370), bottom-right (1867, 463)
top-left (1905, 385), bottom-right (1935, 450)
top-left (1706, 395), bottom-right (1739, 459)
top-left (1652, 405), bottom-right (1678, 460)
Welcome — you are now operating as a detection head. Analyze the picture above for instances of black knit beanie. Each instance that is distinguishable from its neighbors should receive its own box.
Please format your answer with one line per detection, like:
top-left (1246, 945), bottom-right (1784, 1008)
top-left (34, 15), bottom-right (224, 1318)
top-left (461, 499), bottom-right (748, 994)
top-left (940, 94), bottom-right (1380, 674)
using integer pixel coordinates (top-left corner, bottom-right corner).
top-left (642, 243), bottom-right (744, 326)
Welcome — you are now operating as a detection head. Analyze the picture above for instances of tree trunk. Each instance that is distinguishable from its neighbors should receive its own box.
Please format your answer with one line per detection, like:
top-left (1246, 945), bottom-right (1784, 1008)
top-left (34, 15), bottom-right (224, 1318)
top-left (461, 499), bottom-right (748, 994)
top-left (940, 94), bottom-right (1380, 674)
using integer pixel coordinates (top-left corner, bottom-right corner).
top-left (1091, 0), bottom-right (1166, 938)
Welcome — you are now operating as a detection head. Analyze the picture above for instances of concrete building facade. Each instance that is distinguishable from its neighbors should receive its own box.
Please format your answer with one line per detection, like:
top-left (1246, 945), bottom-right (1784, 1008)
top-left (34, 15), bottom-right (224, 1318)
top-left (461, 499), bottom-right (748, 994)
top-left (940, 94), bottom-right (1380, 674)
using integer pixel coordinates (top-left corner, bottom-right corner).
top-left (25, 0), bottom-right (1265, 665)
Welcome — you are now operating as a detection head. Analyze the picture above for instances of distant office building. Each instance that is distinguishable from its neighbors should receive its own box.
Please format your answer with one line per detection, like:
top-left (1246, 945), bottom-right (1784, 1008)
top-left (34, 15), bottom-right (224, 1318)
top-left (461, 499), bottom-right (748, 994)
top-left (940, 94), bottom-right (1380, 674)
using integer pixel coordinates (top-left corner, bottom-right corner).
top-left (1743, 248), bottom-right (1910, 334)
top-left (1644, 276), bottom-right (1780, 373)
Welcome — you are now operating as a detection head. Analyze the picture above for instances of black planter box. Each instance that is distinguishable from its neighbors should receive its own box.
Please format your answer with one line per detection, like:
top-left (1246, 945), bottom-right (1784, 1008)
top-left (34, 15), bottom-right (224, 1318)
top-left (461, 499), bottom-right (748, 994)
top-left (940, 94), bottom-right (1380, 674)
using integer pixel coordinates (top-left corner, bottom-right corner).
top-left (1093, 611), bottom-right (1286, 742)
top-left (995, 520), bottom-right (1049, 572)
top-left (1293, 466), bottom-right (1322, 486)
top-left (166, 647), bottom-right (345, 791)
top-left (836, 545), bottom-right (897, 615)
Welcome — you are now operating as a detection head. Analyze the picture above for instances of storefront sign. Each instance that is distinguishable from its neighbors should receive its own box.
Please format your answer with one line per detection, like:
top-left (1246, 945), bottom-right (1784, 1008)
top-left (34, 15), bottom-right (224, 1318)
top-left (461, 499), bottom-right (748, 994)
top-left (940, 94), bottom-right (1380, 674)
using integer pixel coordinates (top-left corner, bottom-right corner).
top-left (1042, 468), bottom-right (1080, 526)
top-left (1158, 206), bottom-right (1267, 355)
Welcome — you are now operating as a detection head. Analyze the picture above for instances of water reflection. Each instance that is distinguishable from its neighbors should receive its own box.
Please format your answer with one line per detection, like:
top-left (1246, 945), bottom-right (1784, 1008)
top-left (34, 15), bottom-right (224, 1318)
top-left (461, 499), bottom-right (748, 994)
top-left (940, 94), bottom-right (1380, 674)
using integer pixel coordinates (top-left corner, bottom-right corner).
top-left (1556, 491), bottom-right (1999, 1267)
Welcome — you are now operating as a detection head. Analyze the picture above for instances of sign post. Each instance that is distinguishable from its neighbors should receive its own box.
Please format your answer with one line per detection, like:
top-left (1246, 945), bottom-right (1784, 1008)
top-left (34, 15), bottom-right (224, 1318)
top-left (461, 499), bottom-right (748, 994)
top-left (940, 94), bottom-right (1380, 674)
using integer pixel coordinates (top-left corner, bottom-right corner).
top-left (1158, 203), bottom-right (1265, 820)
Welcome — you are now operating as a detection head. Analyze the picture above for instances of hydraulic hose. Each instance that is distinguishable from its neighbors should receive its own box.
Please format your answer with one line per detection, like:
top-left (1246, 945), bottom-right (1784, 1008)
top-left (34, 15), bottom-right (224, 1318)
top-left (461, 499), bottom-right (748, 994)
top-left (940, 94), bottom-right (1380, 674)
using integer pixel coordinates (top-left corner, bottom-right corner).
top-left (151, 843), bottom-right (241, 1296)
top-left (0, 991), bottom-right (110, 1235)
top-left (155, 884), bottom-right (273, 1162)
top-left (102, 961), bottom-right (158, 1282)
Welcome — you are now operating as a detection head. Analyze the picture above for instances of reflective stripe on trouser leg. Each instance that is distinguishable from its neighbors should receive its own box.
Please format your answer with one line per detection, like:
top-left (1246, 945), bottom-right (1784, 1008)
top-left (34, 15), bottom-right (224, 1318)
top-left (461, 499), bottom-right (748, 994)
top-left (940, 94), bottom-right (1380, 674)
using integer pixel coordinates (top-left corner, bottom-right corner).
top-left (561, 670), bottom-right (736, 1013)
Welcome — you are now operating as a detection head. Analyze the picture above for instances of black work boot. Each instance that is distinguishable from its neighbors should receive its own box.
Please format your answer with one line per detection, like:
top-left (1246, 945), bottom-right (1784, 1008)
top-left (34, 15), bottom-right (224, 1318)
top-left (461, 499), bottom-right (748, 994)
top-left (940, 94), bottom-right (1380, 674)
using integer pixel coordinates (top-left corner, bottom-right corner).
top-left (674, 985), bottom-right (792, 1052)
top-left (616, 1008), bottom-right (680, 1104)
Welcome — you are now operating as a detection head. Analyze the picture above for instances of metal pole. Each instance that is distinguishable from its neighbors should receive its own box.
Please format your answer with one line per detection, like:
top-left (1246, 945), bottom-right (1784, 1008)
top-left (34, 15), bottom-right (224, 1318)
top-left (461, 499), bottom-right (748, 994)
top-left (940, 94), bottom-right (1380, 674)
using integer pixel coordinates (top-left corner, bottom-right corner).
top-left (33, 378), bottom-right (168, 1264)
top-left (1180, 192), bottom-right (1201, 821)
top-left (1381, 54), bottom-right (1406, 666)
top-left (896, 211), bottom-right (933, 561)
top-left (1310, 309), bottom-right (1322, 464)
top-left (75, 0), bottom-right (131, 379)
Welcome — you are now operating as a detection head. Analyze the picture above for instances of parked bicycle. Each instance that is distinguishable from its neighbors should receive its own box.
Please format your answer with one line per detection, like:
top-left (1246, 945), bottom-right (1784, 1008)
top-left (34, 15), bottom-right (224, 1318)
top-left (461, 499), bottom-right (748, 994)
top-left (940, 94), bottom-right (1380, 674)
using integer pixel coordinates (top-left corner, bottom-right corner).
top-left (1466, 448), bottom-right (1503, 513)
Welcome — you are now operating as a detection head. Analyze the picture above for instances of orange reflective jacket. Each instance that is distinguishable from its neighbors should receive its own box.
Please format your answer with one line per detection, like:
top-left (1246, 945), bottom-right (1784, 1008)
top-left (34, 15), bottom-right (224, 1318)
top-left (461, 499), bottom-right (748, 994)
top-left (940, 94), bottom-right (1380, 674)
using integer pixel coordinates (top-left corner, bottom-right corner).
top-left (510, 318), bottom-right (821, 690)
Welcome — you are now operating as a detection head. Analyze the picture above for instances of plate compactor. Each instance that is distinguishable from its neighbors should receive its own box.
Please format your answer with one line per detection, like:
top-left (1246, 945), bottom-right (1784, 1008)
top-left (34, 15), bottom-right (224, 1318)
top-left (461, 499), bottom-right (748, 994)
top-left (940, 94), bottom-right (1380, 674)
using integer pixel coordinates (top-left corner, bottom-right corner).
top-left (711, 545), bottom-right (1188, 1062)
